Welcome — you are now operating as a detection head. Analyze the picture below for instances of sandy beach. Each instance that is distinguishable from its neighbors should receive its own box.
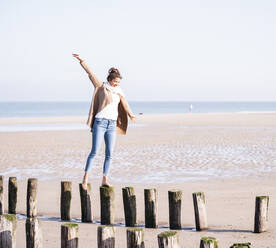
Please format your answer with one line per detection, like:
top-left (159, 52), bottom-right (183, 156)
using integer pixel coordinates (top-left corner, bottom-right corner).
top-left (0, 113), bottom-right (276, 247)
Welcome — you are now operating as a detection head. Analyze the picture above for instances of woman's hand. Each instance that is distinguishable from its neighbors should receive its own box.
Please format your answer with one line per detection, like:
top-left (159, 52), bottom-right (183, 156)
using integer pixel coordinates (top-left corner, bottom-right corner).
top-left (130, 115), bottom-right (136, 122)
top-left (72, 53), bottom-right (84, 62)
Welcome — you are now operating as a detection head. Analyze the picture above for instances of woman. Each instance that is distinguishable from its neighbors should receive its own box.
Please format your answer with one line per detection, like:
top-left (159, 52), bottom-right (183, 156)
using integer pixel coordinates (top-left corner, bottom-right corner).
top-left (73, 53), bottom-right (136, 189)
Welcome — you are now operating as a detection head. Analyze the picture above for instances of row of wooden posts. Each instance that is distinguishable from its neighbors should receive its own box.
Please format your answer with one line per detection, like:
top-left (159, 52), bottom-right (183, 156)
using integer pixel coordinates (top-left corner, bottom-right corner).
top-left (0, 213), bottom-right (252, 248)
top-left (0, 176), bottom-right (269, 247)
top-left (0, 176), bottom-right (269, 232)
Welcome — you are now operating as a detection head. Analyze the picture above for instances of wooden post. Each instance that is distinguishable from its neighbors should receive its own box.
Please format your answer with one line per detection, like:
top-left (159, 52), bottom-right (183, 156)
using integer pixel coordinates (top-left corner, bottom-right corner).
top-left (200, 237), bottom-right (218, 248)
top-left (254, 196), bottom-right (269, 233)
top-left (8, 177), bottom-right (17, 214)
top-left (0, 214), bottom-right (17, 248)
top-left (126, 228), bottom-right (145, 248)
top-left (100, 186), bottom-right (115, 225)
top-left (157, 231), bottom-right (179, 248)
top-left (230, 243), bottom-right (251, 248)
top-left (25, 217), bottom-right (43, 248)
top-left (0, 176), bottom-right (3, 215)
top-left (60, 182), bottom-right (72, 221)
top-left (144, 188), bottom-right (157, 228)
top-left (122, 187), bottom-right (137, 227)
top-left (193, 192), bottom-right (208, 231)
top-left (79, 183), bottom-right (92, 223)
top-left (168, 190), bottom-right (182, 230)
top-left (61, 223), bottom-right (78, 248)
top-left (97, 225), bottom-right (115, 248)
top-left (27, 178), bottom-right (38, 218)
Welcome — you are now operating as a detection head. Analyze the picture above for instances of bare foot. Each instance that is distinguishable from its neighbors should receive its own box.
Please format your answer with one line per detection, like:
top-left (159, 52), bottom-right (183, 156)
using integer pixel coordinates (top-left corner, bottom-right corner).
top-left (101, 182), bottom-right (112, 187)
top-left (101, 175), bottom-right (112, 187)
top-left (82, 172), bottom-right (88, 190)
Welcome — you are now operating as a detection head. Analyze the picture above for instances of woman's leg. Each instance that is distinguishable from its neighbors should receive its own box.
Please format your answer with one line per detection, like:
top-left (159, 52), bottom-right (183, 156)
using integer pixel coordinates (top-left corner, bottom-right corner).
top-left (82, 119), bottom-right (106, 188)
top-left (84, 126), bottom-right (105, 172)
top-left (102, 121), bottom-right (117, 186)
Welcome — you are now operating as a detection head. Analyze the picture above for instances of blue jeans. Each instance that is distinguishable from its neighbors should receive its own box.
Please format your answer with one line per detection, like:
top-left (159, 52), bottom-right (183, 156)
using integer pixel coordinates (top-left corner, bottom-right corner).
top-left (84, 118), bottom-right (117, 175)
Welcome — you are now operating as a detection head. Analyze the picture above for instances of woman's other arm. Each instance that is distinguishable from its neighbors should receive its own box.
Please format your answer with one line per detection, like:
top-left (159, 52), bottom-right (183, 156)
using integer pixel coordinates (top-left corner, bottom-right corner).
top-left (119, 94), bottom-right (136, 121)
top-left (72, 53), bottom-right (102, 88)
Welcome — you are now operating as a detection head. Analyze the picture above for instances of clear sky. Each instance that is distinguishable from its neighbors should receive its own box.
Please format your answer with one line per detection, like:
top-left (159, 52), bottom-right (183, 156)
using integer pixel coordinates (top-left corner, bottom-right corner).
top-left (1, 0), bottom-right (275, 102)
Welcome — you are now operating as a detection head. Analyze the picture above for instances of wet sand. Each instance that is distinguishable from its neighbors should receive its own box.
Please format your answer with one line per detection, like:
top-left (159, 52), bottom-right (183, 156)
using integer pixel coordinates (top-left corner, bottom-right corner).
top-left (0, 113), bottom-right (276, 247)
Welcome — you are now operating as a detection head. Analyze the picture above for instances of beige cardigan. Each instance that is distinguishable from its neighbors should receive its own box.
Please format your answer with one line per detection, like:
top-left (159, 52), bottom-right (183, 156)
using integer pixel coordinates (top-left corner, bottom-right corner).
top-left (80, 60), bottom-right (133, 135)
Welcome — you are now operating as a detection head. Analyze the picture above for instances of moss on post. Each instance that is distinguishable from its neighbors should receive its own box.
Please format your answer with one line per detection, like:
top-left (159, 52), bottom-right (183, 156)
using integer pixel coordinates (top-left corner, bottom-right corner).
top-left (0, 214), bottom-right (17, 248)
top-left (61, 223), bottom-right (79, 248)
top-left (200, 237), bottom-right (218, 248)
top-left (158, 231), bottom-right (179, 248)
top-left (230, 243), bottom-right (251, 248)
top-left (126, 227), bottom-right (145, 248)
top-left (100, 186), bottom-right (115, 225)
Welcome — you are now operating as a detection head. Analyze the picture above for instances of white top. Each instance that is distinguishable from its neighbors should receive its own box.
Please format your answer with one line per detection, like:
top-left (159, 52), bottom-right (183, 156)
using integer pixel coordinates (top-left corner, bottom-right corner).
top-left (95, 82), bottom-right (124, 120)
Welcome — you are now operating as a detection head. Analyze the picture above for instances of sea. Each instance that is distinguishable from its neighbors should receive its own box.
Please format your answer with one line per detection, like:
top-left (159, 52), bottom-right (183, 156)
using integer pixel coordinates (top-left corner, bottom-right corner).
top-left (0, 101), bottom-right (275, 132)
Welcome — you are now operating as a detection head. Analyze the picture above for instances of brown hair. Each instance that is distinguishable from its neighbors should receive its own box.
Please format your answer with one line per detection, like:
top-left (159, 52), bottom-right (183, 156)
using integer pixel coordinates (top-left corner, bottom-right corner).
top-left (107, 67), bottom-right (122, 82)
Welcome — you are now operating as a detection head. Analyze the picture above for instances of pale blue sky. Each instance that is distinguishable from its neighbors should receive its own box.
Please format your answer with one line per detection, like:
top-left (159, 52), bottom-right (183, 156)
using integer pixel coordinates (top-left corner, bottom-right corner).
top-left (1, 0), bottom-right (275, 101)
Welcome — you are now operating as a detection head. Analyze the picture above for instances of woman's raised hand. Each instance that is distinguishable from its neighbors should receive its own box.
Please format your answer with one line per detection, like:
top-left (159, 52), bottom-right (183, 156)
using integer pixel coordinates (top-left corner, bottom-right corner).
top-left (72, 53), bottom-right (84, 62)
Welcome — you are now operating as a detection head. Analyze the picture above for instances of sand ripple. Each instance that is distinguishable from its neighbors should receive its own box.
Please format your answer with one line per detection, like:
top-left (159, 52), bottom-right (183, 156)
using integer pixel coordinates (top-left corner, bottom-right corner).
top-left (0, 125), bottom-right (275, 183)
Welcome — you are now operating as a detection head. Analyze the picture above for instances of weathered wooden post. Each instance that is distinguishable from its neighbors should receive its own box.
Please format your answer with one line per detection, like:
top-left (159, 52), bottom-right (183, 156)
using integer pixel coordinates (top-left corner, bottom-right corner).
top-left (230, 243), bottom-right (251, 248)
top-left (157, 231), bottom-right (179, 248)
top-left (60, 182), bottom-right (72, 221)
top-left (27, 178), bottom-right (38, 218)
top-left (100, 186), bottom-right (115, 225)
top-left (0, 214), bottom-right (17, 248)
top-left (25, 217), bottom-right (43, 248)
top-left (200, 237), bottom-right (218, 248)
top-left (168, 190), bottom-right (182, 230)
top-left (126, 228), bottom-right (145, 248)
top-left (8, 177), bottom-right (17, 214)
top-left (122, 187), bottom-right (137, 227)
top-left (79, 183), bottom-right (92, 223)
top-left (0, 176), bottom-right (3, 215)
top-left (144, 188), bottom-right (157, 228)
top-left (97, 225), bottom-right (115, 248)
top-left (193, 192), bottom-right (208, 231)
top-left (61, 223), bottom-right (78, 248)
top-left (254, 196), bottom-right (269, 233)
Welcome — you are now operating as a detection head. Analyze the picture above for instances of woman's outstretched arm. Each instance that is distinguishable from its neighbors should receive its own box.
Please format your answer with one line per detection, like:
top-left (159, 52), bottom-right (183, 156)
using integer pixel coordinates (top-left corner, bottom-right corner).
top-left (72, 53), bottom-right (102, 88)
top-left (119, 94), bottom-right (136, 121)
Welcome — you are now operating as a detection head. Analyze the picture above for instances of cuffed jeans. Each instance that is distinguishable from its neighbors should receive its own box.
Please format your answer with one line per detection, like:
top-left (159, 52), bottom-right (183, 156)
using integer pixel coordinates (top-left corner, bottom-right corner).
top-left (84, 117), bottom-right (117, 175)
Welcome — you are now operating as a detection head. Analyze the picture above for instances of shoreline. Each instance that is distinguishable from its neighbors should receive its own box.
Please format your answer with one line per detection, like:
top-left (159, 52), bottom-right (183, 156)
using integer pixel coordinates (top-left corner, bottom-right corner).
top-left (0, 112), bottom-right (276, 125)
top-left (0, 112), bottom-right (276, 133)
